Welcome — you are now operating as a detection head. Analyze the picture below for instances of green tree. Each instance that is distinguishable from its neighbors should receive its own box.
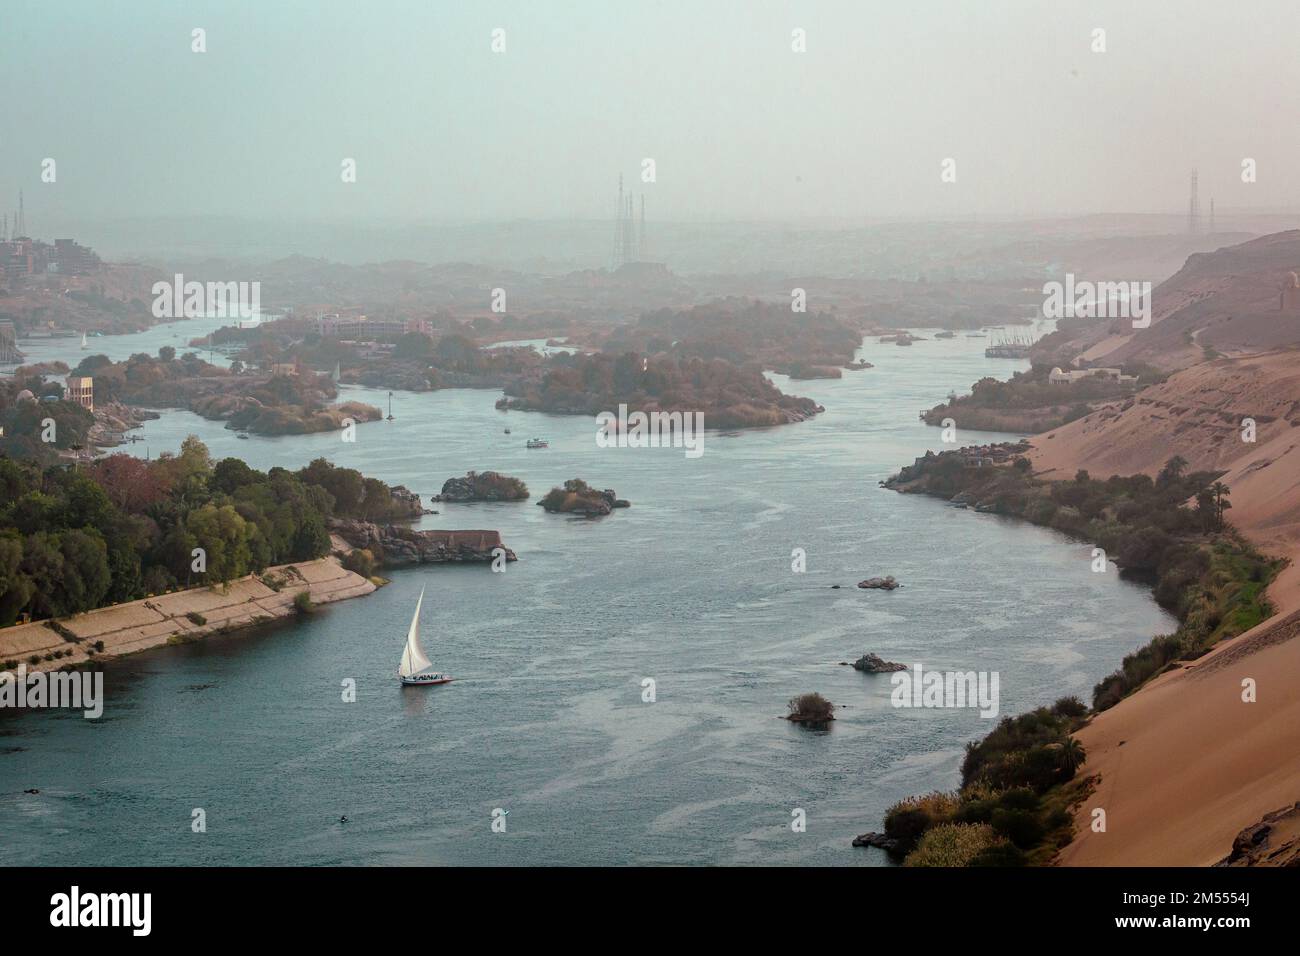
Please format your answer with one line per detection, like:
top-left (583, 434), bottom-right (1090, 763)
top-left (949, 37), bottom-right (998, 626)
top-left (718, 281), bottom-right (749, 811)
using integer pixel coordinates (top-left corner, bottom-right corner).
top-left (20, 532), bottom-right (67, 619)
top-left (186, 504), bottom-right (252, 585)
top-left (1057, 737), bottom-right (1086, 775)
top-left (1157, 455), bottom-right (1188, 487)
top-left (0, 534), bottom-right (34, 625)
top-left (1211, 481), bottom-right (1232, 531)
top-left (58, 529), bottom-right (112, 613)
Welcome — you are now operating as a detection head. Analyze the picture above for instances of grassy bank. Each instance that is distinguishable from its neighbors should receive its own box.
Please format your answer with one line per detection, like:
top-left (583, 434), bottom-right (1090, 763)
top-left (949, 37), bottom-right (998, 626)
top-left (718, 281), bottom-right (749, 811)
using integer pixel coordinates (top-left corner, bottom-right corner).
top-left (874, 445), bottom-right (1283, 865)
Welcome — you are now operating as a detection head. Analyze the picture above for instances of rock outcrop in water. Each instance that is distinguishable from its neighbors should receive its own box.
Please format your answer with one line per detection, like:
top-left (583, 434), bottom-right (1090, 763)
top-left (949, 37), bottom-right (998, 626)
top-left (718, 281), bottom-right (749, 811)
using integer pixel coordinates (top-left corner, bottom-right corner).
top-left (850, 653), bottom-right (907, 673)
top-left (538, 478), bottom-right (629, 517)
top-left (852, 831), bottom-right (903, 854)
top-left (328, 519), bottom-right (516, 566)
top-left (436, 470), bottom-right (529, 502)
top-left (858, 576), bottom-right (900, 590)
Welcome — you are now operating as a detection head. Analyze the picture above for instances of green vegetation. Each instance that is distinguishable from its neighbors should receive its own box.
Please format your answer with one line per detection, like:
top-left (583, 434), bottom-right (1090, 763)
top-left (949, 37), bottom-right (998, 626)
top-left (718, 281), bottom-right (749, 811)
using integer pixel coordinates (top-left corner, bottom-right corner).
top-left (438, 470), bottom-right (529, 502)
top-left (891, 451), bottom-right (1280, 708)
top-left (503, 351), bottom-right (821, 428)
top-left (341, 548), bottom-right (377, 578)
top-left (605, 301), bottom-right (864, 371)
top-left (292, 591), bottom-right (315, 616)
top-left (0, 439), bottom-right (416, 627)
top-left (185, 611), bottom-right (207, 626)
top-left (876, 450), bottom-right (1284, 865)
top-left (0, 373), bottom-right (95, 464)
top-left (884, 698), bottom-right (1092, 866)
top-left (1093, 538), bottom-right (1280, 709)
top-left (538, 478), bottom-right (624, 517)
top-left (920, 362), bottom-right (1159, 433)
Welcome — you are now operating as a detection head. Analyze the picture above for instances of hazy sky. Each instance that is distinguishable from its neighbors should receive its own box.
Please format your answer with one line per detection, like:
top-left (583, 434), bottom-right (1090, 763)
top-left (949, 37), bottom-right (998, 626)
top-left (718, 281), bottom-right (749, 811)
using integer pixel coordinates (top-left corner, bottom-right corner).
top-left (3, 0), bottom-right (1299, 225)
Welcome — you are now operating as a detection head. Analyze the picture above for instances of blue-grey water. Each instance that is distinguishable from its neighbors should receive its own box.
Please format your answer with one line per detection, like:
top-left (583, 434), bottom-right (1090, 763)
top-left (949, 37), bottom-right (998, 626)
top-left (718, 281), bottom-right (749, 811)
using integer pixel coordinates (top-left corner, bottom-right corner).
top-left (0, 328), bottom-right (1176, 865)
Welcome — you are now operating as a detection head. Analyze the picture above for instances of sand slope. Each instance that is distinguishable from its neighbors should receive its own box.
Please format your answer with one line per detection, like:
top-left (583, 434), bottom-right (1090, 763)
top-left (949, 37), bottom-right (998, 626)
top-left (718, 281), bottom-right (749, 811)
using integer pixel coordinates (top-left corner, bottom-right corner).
top-left (1027, 348), bottom-right (1300, 864)
top-left (1043, 230), bottom-right (1300, 372)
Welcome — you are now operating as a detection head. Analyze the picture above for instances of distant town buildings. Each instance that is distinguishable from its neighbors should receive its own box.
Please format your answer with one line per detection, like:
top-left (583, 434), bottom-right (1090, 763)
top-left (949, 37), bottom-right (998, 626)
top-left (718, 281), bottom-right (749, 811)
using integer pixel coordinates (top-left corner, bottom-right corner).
top-left (64, 375), bottom-right (94, 412)
top-left (1, 236), bottom-right (101, 279)
top-left (314, 313), bottom-right (433, 341)
top-left (1049, 366), bottom-right (1139, 386)
top-left (0, 320), bottom-right (21, 363)
top-left (0, 191), bottom-right (101, 278)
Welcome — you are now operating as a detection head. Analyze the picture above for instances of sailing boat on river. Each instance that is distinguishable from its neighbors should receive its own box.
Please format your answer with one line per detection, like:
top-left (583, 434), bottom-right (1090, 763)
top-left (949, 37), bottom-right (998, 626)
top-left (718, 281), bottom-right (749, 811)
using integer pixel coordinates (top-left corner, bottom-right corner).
top-left (398, 588), bottom-right (452, 686)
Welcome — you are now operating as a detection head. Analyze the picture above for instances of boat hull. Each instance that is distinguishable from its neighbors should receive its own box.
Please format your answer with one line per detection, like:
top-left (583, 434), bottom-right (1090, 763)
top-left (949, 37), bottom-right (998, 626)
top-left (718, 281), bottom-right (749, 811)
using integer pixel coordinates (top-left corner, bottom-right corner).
top-left (399, 675), bottom-right (453, 686)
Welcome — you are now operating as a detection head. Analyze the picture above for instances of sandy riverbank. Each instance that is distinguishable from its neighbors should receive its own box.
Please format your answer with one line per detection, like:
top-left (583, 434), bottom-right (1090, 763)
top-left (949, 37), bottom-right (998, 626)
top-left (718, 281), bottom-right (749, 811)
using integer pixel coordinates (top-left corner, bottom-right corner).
top-left (0, 557), bottom-right (375, 675)
top-left (1027, 349), bottom-right (1300, 865)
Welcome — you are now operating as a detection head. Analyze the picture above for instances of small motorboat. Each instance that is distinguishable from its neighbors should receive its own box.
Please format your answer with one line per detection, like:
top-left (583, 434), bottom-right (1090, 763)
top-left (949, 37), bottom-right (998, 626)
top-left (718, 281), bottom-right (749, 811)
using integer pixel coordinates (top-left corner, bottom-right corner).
top-left (504, 427), bottom-right (511, 434)
top-left (526, 437), bottom-right (548, 449)
top-left (236, 432), bottom-right (250, 440)
top-left (398, 588), bottom-right (452, 686)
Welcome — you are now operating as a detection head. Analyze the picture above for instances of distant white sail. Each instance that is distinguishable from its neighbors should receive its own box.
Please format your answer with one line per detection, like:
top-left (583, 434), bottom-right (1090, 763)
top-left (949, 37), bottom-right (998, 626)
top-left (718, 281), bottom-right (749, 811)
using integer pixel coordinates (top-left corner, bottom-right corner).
top-left (398, 588), bottom-right (433, 677)
top-left (80, 332), bottom-right (88, 349)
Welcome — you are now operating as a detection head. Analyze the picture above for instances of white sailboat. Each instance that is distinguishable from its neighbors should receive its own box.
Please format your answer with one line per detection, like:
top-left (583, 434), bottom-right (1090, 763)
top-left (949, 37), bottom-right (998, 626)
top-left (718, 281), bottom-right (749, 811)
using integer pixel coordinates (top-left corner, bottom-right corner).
top-left (398, 587), bottom-right (452, 686)
top-left (80, 332), bottom-right (88, 349)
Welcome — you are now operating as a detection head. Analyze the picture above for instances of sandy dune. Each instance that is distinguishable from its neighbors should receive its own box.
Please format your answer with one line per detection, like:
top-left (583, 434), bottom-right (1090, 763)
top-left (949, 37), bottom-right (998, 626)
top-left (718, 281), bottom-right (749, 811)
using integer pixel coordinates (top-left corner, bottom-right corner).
top-left (1027, 348), bottom-right (1300, 864)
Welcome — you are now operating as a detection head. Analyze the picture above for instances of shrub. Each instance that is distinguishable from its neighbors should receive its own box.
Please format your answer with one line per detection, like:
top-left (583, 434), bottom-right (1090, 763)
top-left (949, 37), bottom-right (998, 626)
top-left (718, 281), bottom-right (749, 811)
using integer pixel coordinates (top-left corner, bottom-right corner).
top-left (952, 797), bottom-right (997, 825)
top-left (968, 841), bottom-right (1028, 866)
top-left (186, 611), bottom-right (207, 626)
top-left (786, 692), bottom-right (834, 722)
top-left (1051, 696), bottom-right (1087, 718)
top-left (904, 823), bottom-right (1001, 867)
top-left (997, 787), bottom-right (1041, 812)
top-left (991, 808), bottom-right (1047, 849)
top-left (3, 659), bottom-right (18, 670)
top-left (293, 591), bottom-right (315, 615)
top-left (884, 791), bottom-right (958, 853)
top-left (341, 548), bottom-right (376, 578)
top-left (1044, 807), bottom-right (1073, 830)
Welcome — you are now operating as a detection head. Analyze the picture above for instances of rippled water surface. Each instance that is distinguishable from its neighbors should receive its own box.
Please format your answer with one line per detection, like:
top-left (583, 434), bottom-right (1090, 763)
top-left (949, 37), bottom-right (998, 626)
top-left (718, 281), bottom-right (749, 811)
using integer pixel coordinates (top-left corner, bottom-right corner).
top-left (0, 328), bottom-right (1175, 865)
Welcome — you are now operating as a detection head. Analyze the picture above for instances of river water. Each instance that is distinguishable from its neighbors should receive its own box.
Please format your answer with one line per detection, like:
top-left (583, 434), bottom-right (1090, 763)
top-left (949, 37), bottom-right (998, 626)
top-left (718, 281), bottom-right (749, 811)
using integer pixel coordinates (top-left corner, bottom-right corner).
top-left (0, 325), bottom-right (1175, 865)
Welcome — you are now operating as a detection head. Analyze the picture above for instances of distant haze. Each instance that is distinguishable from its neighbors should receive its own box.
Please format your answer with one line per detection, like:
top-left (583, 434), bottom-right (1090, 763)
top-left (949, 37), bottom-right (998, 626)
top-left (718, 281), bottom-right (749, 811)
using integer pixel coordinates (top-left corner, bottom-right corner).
top-left (4, 0), bottom-right (1300, 236)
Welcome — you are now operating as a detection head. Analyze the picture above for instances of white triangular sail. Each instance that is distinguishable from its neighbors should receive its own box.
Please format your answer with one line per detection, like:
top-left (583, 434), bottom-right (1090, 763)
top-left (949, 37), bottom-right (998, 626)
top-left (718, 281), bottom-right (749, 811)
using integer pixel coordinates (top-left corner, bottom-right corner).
top-left (398, 588), bottom-right (433, 677)
top-left (80, 332), bottom-right (88, 349)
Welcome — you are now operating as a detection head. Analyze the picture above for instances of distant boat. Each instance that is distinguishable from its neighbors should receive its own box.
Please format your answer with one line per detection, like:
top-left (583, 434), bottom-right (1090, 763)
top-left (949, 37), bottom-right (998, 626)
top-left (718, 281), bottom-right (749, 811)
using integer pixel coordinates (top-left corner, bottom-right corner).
top-left (398, 588), bottom-right (452, 686)
top-left (504, 427), bottom-right (511, 434)
top-left (526, 437), bottom-right (548, 449)
top-left (80, 332), bottom-right (88, 349)
top-left (236, 432), bottom-right (250, 440)
top-left (386, 391), bottom-right (395, 421)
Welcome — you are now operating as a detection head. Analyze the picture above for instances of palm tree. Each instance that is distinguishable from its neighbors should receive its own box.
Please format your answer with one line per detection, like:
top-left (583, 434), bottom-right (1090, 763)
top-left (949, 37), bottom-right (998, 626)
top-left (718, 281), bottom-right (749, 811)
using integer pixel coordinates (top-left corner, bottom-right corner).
top-left (1211, 481), bottom-right (1232, 531)
top-left (1158, 455), bottom-right (1188, 487)
top-left (1058, 737), bottom-right (1086, 775)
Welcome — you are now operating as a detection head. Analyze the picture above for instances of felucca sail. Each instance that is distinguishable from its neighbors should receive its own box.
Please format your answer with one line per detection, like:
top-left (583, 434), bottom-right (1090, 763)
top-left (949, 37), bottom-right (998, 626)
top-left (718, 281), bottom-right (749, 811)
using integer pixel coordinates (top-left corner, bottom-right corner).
top-left (398, 588), bottom-right (433, 678)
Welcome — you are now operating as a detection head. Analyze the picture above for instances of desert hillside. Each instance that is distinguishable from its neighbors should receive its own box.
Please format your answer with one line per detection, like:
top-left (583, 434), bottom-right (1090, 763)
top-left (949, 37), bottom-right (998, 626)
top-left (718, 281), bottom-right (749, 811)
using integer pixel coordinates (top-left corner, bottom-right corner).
top-left (1038, 230), bottom-right (1300, 372)
top-left (1024, 234), bottom-right (1300, 865)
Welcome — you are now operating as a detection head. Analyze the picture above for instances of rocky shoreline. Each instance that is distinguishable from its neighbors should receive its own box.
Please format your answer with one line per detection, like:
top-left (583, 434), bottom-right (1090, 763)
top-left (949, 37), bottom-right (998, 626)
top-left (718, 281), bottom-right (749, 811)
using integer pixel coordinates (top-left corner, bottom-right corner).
top-left (328, 519), bottom-right (517, 565)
